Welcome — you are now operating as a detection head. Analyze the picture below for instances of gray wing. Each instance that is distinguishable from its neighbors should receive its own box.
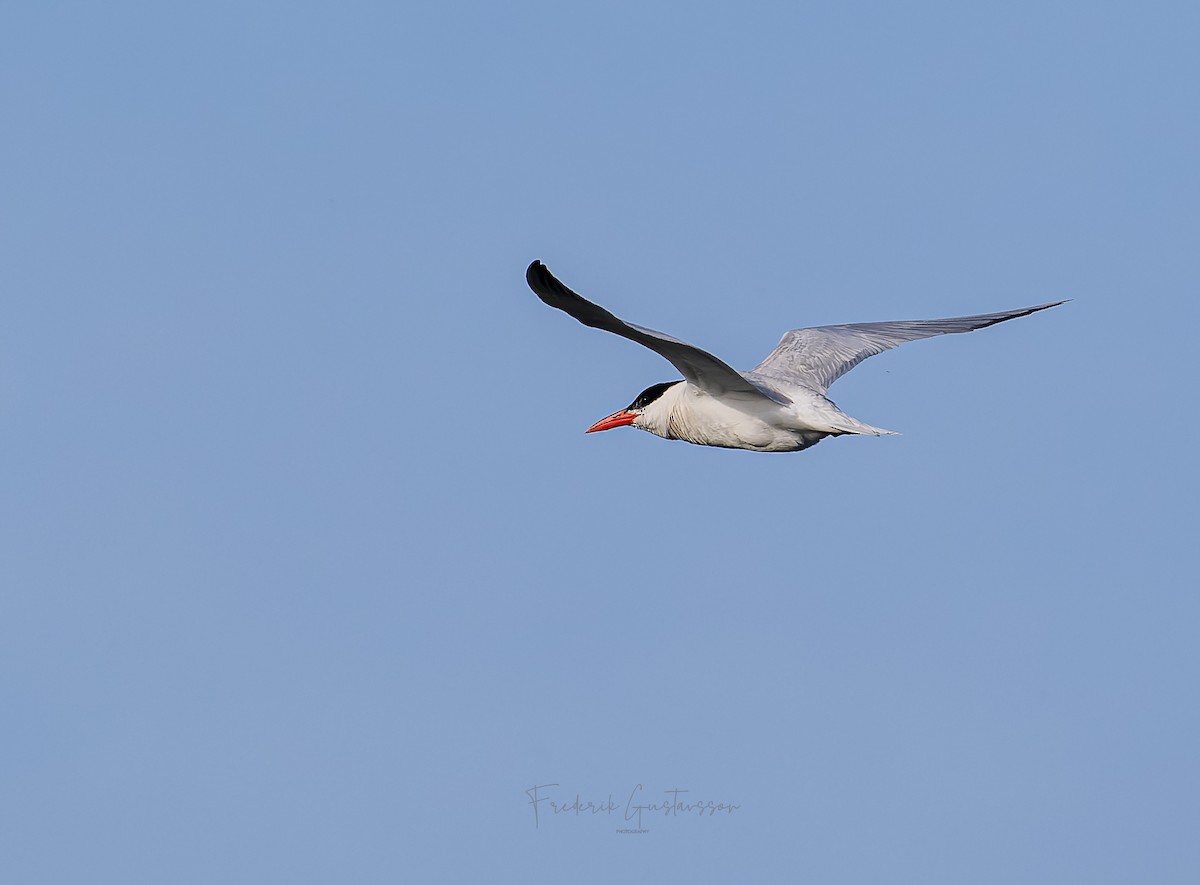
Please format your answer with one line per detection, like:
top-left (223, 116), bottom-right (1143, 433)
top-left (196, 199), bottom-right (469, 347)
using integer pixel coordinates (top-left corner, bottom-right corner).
top-left (749, 301), bottom-right (1066, 394)
top-left (527, 260), bottom-right (789, 404)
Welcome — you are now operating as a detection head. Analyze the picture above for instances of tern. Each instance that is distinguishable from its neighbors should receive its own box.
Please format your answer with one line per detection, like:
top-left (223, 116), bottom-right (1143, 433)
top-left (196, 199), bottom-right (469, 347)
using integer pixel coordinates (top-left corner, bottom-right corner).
top-left (527, 260), bottom-right (1064, 453)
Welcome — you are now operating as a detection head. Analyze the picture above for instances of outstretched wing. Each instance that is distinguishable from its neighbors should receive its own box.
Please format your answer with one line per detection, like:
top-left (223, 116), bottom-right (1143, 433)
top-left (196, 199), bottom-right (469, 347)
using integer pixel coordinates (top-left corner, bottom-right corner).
top-left (527, 260), bottom-right (788, 404)
top-left (750, 302), bottom-right (1066, 394)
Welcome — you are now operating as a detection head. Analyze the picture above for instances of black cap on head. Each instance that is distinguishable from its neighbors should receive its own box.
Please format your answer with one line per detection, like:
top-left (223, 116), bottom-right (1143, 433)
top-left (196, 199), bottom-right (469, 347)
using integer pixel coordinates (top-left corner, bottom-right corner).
top-left (627, 381), bottom-right (682, 410)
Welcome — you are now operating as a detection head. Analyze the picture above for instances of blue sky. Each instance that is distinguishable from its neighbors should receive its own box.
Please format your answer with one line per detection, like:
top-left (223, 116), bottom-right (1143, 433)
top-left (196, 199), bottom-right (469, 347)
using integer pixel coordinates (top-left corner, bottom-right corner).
top-left (2, 2), bottom-right (1197, 882)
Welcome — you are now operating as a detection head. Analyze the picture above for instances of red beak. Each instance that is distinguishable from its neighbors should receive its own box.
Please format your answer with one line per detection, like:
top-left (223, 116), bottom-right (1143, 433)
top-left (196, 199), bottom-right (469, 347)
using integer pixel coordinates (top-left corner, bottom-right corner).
top-left (585, 409), bottom-right (637, 433)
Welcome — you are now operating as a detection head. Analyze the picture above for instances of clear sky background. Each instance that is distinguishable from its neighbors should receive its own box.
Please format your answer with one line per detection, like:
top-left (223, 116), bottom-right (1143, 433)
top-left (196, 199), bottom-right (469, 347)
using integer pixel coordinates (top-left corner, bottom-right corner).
top-left (3, 2), bottom-right (1197, 882)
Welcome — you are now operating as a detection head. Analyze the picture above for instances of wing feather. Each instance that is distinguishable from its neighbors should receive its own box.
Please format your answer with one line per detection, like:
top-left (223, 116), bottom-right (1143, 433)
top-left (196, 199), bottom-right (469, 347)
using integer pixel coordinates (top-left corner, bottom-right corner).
top-left (749, 302), bottom-right (1066, 394)
top-left (527, 261), bottom-right (788, 404)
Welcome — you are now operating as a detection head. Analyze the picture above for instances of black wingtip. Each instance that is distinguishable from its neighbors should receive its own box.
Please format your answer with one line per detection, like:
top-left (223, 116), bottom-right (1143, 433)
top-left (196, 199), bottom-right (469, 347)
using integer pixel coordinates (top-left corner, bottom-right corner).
top-left (526, 259), bottom-right (571, 305)
top-left (526, 260), bottom-right (556, 295)
top-left (975, 299), bottom-right (1070, 330)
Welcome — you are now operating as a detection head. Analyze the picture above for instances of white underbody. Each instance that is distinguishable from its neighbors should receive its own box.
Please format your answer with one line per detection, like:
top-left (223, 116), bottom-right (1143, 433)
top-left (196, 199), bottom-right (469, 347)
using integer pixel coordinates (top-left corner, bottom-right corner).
top-left (634, 381), bottom-right (894, 453)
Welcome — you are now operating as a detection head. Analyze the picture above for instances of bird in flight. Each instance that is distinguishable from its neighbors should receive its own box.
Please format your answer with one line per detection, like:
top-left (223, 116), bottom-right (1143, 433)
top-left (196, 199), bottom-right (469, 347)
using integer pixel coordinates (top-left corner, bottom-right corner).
top-left (527, 260), bottom-right (1064, 453)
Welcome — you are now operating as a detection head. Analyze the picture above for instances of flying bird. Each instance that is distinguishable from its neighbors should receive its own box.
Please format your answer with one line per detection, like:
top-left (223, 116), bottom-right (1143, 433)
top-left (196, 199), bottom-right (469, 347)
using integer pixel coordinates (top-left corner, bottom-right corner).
top-left (526, 260), bottom-right (1064, 453)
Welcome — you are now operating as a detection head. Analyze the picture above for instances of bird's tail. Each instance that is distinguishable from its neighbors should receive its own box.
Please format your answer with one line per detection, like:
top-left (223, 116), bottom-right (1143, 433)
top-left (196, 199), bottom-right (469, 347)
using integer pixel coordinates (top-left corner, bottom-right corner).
top-left (807, 394), bottom-right (899, 437)
top-left (828, 415), bottom-right (899, 437)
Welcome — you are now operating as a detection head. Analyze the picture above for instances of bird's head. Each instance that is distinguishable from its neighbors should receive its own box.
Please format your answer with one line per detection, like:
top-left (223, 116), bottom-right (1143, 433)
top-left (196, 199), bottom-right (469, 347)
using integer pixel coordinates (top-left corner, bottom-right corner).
top-left (586, 380), bottom-right (683, 435)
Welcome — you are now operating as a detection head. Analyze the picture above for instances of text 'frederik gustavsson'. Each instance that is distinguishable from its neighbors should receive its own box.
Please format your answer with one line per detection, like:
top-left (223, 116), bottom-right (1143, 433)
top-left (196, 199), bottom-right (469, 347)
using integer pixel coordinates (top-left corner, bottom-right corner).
top-left (524, 783), bottom-right (741, 831)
